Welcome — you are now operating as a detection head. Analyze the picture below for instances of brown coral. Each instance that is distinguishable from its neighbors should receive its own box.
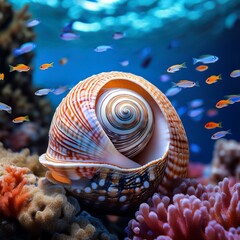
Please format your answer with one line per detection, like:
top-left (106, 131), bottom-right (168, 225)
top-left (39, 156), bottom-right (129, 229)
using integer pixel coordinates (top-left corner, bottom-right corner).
top-left (211, 139), bottom-right (240, 183)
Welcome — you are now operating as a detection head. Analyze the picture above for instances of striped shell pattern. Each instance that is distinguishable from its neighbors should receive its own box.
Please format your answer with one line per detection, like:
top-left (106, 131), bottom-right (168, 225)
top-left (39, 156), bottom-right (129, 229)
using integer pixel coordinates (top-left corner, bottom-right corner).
top-left (39, 71), bottom-right (189, 213)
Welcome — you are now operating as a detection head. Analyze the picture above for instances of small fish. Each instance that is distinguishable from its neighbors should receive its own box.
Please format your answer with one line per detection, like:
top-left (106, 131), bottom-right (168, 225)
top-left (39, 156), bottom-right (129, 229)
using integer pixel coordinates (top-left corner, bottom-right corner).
top-left (60, 32), bottom-right (80, 41)
top-left (59, 57), bottom-right (68, 65)
top-left (119, 60), bottom-right (129, 66)
top-left (167, 62), bottom-right (186, 73)
top-left (168, 39), bottom-right (180, 50)
top-left (204, 122), bottom-right (222, 129)
top-left (172, 80), bottom-right (199, 88)
top-left (12, 115), bottom-right (30, 123)
top-left (52, 86), bottom-right (69, 95)
top-left (0, 73), bottom-right (4, 80)
top-left (215, 99), bottom-right (233, 108)
top-left (141, 55), bottom-right (152, 68)
top-left (14, 42), bottom-right (36, 56)
top-left (224, 94), bottom-right (240, 103)
top-left (188, 108), bottom-right (204, 118)
top-left (190, 143), bottom-right (201, 154)
top-left (9, 64), bottom-right (30, 72)
top-left (230, 69), bottom-right (240, 78)
top-left (40, 62), bottom-right (54, 70)
top-left (195, 65), bottom-right (208, 72)
top-left (193, 55), bottom-right (219, 64)
top-left (159, 74), bottom-right (171, 82)
top-left (207, 108), bottom-right (218, 117)
top-left (26, 19), bottom-right (40, 27)
top-left (35, 88), bottom-right (54, 96)
top-left (94, 45), bottom-right (112, 52)
top-left (165, 87), bottom-right (182, 97)
top-left (188, 99), bottom-right (204, 108)
top-left (211, 129), bottom-right (231, 140)
top-left (0, 102), bottom-right (12, 113)
top-left (205, 74), bottom-right (222, 84)
top-left (112, 32), bottom-right (125, 40)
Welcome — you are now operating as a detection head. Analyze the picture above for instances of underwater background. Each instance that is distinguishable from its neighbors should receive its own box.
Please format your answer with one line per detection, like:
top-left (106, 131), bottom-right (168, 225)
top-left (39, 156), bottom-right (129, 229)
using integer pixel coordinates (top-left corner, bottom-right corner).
top-left (6, 0), bottom-right (240, 166)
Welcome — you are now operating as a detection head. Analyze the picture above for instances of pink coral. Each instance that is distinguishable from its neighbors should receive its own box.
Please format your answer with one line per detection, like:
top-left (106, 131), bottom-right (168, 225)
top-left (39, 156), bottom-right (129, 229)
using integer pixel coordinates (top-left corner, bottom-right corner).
top-left (125, 178), bottom-right (240, 240)
top-left (0, 165), bottom-right (30, 217)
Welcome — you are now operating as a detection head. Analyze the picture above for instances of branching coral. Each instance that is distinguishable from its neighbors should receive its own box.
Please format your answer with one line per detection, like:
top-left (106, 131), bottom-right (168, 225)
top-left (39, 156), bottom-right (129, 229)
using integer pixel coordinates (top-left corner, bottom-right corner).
top-left (0, 165), bottom-right (31, 218)
top-left (125, 178), bottom-right (240, 240)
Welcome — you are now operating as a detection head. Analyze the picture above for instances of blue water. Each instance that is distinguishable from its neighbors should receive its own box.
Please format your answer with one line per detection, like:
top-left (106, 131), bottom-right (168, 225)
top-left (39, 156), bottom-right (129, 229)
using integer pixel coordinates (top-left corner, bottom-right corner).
top-left (9, 0), bottom-right (240, 164)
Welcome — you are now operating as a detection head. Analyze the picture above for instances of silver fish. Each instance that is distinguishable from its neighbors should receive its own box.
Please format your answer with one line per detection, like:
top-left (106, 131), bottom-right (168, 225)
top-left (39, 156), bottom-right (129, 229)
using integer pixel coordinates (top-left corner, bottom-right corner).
top-left (211, 129), bottom-right (231, 140)
top-left (0, 102), bottom-right (12, 113)
top-left (35, 88), bottom-right (54, 96)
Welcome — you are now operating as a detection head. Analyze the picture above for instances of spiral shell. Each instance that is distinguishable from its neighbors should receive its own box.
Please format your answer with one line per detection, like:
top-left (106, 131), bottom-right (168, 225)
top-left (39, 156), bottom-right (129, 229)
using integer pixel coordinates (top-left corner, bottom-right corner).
top-left (39, 71), bottom-right (189, 213)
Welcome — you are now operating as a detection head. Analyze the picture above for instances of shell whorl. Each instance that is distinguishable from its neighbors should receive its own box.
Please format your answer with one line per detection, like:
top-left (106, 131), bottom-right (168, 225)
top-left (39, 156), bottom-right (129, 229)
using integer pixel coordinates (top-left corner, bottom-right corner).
top-left (96, 88), bottom-right (154, 158)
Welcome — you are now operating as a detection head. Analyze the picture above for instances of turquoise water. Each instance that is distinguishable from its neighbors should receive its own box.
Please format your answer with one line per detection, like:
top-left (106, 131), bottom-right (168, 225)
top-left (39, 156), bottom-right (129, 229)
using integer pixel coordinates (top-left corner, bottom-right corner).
top-left (9, 0), bottom-right (240, 163)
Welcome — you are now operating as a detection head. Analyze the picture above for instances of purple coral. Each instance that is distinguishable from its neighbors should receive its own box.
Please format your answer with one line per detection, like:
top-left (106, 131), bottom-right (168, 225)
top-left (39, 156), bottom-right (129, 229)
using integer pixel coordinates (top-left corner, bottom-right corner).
top-left (125, 178), bottom-right (240, 240)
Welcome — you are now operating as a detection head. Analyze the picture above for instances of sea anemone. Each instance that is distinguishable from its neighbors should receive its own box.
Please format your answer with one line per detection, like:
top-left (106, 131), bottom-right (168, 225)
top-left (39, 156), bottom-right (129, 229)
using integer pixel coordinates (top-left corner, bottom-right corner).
top-left (125, 178), bottom-right (240, 240)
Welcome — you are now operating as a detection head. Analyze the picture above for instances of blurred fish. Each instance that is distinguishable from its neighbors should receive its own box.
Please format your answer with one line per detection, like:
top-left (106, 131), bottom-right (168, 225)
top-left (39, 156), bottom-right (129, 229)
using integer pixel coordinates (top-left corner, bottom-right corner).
top-left (206, 74), bottom-right (222, 84)
top-left (172, 80), bottom-right (199, 88)
top-left (94, 45), bottom-right (112, 52)
top-left (188, 99), bottom-right (204, 108)
top-left (119, 60), bottom-right (129, 66)
top-left (168, 39), bottom-right (180, 50)
top-left (0, 102), bottom-right (11, 113)
top-left (9, 64), bottom-right (30, 72)
top-left (176, 106), bottom-right (187, 117)
top-left (12, 115), bottom-right (30, 123)
top-left (52, 86), bottom-right (69, 95)
top-left (112, 32), bottom-right (125, 40)
top-left (211, 129), bottom-right (231, 140)
top-left (139, 47), bottom-right (151, 59)
top-left (230, 69), bottom-right (240, 78)
top-left (167, 62), bottom-right (186, 73)
top-left (40, 62), bottom-right (54, 70)
top-left (60, 32), bottom-right (80, 41)
top-left (35, 88), bottom-right (54, 96)
top-left (206, 108), bottom-right (218, 117)
top-left (188, 108), bottom-right (204, 118)
top-left (26, 19), bottom-right (40, 27)
top-left (59, 57), bottom-right (68, 65)
top-left (0, 73), bottom-right (4, 80)
top-left (193, 55), bottom-right (219, 64)
top-left (216, 99), bottom-right (233, 108)
top-left (165, 87), bottom-right (182, 97)
top-left (159, 74), bottom-right (171, 82)
top-left (195, 65), bottom-right (208, 72)
top-left (141, 55), bottom-right (152, 68)
top-left (14, 42), bottom-right (36, 57)
top-left (204, 122), bottom-right (222, 129)
top-left (190, 143), bottom-right (201, 154)
top-left (224, 94), bottom-right (240, 103)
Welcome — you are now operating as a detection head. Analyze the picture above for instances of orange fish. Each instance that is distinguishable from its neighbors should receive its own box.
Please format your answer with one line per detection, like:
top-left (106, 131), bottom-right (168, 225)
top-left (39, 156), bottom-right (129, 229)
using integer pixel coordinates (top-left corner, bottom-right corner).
top-left (40, 62), bottom-right (54, 70)
top-left (9, 64), bottom-right (30, 72)
top-left (195, 65), bottom-right (208, 72)
top-left (0, 73), bottom-right (4, 80)
top-left (216, 99), bottom-right (233, 108)
top-left (206, 74), bottom-right (222, 84)
top-left (12, 115), bottom-right (30, 123)
top-left (204, 122), bottom-right (222, 129)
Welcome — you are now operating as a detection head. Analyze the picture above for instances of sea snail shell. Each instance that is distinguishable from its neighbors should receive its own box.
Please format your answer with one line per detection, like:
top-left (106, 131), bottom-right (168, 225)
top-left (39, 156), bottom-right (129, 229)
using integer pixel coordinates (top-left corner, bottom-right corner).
top-left (39, 71), bottom-right (189, 213)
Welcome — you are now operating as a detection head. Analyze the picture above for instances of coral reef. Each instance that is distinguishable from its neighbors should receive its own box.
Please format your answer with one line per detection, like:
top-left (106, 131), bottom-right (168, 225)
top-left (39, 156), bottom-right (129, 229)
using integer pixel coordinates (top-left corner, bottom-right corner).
top-left (211, 139), bottom-right (240, 183)
top-left (125, 178), bottom-right (240, 240)
top-left (0, 0), bottom-right (53, 153)
top-left (0, 142), bottom-right (118, 239)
